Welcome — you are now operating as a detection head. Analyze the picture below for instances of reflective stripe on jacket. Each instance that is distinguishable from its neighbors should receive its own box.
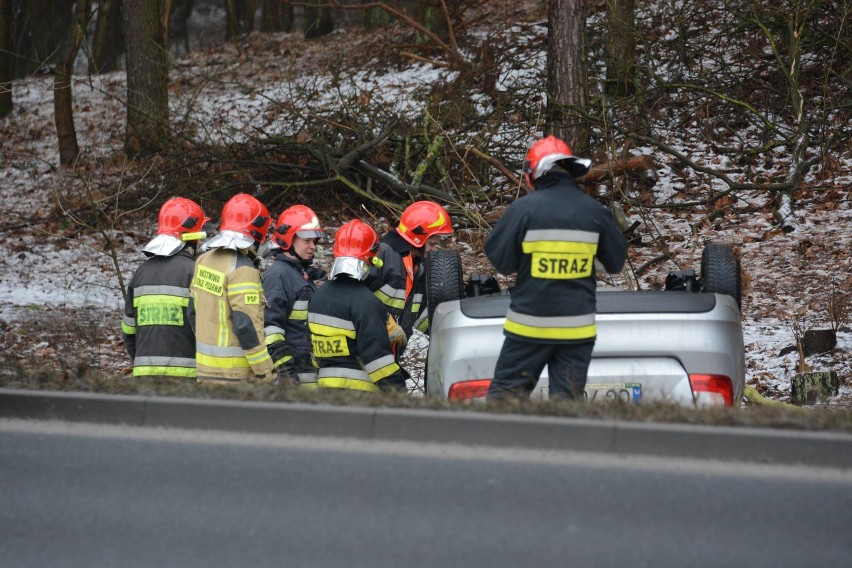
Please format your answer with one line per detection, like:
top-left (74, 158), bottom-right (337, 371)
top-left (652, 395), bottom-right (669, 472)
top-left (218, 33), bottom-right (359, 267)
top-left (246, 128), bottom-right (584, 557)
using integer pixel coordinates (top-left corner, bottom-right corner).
top-left (484, 171), bottom-right (627, 344)
top-left (121, 250), bottom-right (197, 378)
top-left (366, 241), bottom-right (427, 338)
top-left (190, 248), bottom-right (273, 381)
top-left (308, 277), bottom-right (403, 392)
top-left (367, 242), bottom-right (407, 318)
top-left (262, 252), bottom-right (324, 384)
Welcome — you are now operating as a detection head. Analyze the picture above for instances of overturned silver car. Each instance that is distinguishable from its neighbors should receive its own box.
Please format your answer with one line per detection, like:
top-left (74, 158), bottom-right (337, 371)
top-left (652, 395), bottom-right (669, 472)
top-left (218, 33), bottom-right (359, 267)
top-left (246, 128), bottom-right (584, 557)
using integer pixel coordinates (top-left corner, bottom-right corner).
top-left (424, 243), bottom-right (745, 407)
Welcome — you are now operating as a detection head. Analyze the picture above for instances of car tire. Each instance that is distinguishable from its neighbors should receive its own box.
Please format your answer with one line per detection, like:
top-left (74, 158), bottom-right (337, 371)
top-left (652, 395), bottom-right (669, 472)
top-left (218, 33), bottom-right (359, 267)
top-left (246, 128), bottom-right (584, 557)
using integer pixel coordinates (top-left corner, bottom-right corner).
top-left (425, 249), bottom-right (465, 322)
top-left (700, 242), bottom-right (741, 309)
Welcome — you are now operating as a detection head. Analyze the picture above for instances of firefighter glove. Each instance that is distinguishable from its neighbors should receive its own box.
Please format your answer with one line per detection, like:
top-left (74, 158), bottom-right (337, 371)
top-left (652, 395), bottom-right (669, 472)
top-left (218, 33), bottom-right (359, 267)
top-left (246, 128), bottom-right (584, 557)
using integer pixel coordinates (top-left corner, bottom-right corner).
top-left (386, 315), bottom-right (407, 353)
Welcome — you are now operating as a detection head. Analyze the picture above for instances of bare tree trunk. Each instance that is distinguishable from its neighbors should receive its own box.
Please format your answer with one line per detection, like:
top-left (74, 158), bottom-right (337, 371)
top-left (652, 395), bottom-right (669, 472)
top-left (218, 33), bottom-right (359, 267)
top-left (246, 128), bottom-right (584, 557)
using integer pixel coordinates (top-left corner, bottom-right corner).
top-left (0, 0), bottom-right (13, 117)
top-left (122, 0), bottom-right (171, 155)
top-left (412, 0), bottom-right (448, 44)
top-left (54, 0), bottom-right (93, 166)
top-left (168, 0), bottom-right (195, 54)
top-left (363, 0), bottom-right (393, 29)
top-left (225, 0), bottom-right (256, 38)
top-left (260, 0), bottom-right (294, 33)
top-left (243, 0), bottom-right (257, 34)
top-left (546, 0), bottom-right (589, 152)
top-left (604, 0), bottom-right (635, 97)
top-left (260, 0), bottom-right (293, 32)
top-left (17, 0), bottom-right (74, 75)
top-left (303, 0), bottom-right (334, 39)
top-left (90, 0), bottom-right (124, 73)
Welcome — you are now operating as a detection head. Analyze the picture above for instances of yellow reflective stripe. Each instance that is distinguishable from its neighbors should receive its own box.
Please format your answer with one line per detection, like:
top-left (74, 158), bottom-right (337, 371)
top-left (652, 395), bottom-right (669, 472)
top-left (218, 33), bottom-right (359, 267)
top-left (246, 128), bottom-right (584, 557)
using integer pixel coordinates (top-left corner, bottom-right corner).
top-left (374, 289), bottom-right (406, 309)
top-left (416, 317), bottom-right (429, 333)
top-left (246, 348), bottom-right (271, 366)
top-left (218, 298), bottom-right (228, 347)
top-left (122, 322), bottom-right (136, 334)
top-left (133, 366), bottom-right (196, 378)
top-left (308, 322), bottom-right (357, 339)
top-left (196, 352), bottom-right (251, 369)
top-left (503, 319), bottom-right (597, 340)
top-left (290, 310), bottom-right (307, 320)
top-left (274, 355), bottom-right (294, 367)
top-left (265, 333), bottom-right (285, 345)
top-left (368, 361), bottom-right (401, 383)
top-left (228, 282), bottom-right (262, 295)
top-left (522, 240), bottom-right (598, 255)
top-left (318, 377), bottom-right (380, 392)
top-left (133, 295), bottom-right (189, 308)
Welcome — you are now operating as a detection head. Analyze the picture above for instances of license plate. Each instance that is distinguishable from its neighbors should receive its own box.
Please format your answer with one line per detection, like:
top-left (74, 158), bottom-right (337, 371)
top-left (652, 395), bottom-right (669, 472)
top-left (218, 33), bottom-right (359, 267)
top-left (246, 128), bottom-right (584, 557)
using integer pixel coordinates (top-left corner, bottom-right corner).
top-left (540, 383), bottom-right (642, 402)
top-left (585, 383), bottom-right (642, 403)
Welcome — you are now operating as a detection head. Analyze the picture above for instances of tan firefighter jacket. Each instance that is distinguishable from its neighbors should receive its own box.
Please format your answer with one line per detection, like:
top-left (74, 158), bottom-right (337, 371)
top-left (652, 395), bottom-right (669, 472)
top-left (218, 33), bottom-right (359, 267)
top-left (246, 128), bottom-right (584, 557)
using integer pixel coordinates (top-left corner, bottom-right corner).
top-left (190, 248), bottom-right (274, 383)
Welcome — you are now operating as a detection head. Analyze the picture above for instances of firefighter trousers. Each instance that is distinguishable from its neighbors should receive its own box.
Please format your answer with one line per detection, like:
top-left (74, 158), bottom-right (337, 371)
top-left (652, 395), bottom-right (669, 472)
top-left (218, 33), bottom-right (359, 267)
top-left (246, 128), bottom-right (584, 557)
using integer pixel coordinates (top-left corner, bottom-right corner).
top-left (487, 336), bottom-right (595, 401)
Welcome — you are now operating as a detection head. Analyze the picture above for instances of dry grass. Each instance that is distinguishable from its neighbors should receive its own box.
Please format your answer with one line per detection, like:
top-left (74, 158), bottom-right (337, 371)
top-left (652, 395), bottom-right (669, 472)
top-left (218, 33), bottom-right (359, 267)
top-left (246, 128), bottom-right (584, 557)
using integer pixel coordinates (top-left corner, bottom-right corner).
top-left (3, 358), bottom-right (851, 434)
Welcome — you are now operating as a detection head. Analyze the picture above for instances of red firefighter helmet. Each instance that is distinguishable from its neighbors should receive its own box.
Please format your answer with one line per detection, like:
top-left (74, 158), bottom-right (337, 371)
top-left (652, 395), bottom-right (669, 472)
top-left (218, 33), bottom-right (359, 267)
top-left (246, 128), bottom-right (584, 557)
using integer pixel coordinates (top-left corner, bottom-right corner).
top-left (272, 205), bottom-right (325, 250)
top-left (156, 197), bottom-right (209, 240)
top-left (219, 193), bottom-right (272, 244)
top-left (333, 219), bottom-right (379, 262)
top-left (522, 135), bottom-right (592, 190)
top-left (330, 219), bottom-right (381, 281)
top-left (395, 201), bottom-right (454, 248)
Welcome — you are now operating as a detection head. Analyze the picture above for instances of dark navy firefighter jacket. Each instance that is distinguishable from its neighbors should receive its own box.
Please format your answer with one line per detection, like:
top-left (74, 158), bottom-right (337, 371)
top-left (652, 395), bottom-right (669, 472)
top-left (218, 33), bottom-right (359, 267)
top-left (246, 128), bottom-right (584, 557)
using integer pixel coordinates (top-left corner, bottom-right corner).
top-left (484, 170), bottom-right (628, 343)
top-left (262, 251), bottom-right (325, 379)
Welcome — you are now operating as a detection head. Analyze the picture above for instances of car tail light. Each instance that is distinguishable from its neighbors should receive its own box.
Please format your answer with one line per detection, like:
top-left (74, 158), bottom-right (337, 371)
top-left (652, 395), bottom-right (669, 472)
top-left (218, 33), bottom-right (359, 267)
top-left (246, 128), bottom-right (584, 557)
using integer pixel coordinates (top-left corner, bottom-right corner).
top-left (689, 374), bottom-right (734, 406)
top-left (448, 379), bottom-right (491, 400)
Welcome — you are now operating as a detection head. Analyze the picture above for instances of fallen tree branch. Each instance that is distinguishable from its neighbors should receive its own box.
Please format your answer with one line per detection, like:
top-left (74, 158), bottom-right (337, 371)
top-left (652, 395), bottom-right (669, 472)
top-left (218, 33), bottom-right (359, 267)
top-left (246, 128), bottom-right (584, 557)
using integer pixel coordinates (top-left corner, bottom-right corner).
top-left (464, 145), bottom-right (522, 188)
top-left (578, 155), bottom-right (656, 184)
top-left (336, 121), bottom-right (397, 172)
top-left (355, 159), bottom-right (454, 202)
top-left (634, 254), bottom-right (670, 276)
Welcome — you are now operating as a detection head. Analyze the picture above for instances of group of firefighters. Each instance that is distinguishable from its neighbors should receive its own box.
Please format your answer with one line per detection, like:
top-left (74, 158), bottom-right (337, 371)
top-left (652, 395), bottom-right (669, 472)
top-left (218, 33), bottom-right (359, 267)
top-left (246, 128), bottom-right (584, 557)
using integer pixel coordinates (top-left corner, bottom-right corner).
top-left (121, 136), bottom-right (627, 401)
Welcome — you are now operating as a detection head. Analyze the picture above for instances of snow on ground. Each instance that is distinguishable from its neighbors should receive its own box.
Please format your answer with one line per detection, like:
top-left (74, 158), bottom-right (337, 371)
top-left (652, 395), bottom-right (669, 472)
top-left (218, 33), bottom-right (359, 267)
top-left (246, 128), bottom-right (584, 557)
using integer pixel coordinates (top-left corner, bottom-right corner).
top-left (1, 10), bottom-right (850, 407)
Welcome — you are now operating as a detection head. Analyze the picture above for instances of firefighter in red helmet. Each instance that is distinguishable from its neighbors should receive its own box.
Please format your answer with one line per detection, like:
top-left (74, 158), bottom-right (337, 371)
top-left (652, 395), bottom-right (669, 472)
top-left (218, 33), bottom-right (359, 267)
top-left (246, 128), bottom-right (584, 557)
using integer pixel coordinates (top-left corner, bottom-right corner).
top-left (261, 204), bottom-right (327, 388)
top-left (189, 193), bottom-right (276, 384)
top-left (307, 219), bottom-right (407, 394)
top-left (485, 136), bottom-right (627, 401)
top-left (366, 200), bottom-right (454, 359)
top-left (122, 197), bottom-right (209, 379)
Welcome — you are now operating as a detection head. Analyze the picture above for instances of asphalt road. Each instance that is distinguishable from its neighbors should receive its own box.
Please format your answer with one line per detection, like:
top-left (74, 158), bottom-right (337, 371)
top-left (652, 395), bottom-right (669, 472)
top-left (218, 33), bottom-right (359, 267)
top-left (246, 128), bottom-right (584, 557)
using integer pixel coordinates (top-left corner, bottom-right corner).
top-left (1, 419), bottom-right (850, 568)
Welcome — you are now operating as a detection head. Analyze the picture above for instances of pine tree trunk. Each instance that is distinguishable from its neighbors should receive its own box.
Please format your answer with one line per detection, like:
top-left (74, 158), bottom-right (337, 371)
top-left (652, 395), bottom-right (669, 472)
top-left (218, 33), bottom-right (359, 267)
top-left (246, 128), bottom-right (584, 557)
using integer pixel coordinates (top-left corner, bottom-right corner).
top-left (123, 0), bottom-right (171, 155)
top-left (0, 0), bottom-right (13, 117)
top-left (604, 0), bottom-right (635, 97)
top-left (546, 0), bottom-right (589, 152)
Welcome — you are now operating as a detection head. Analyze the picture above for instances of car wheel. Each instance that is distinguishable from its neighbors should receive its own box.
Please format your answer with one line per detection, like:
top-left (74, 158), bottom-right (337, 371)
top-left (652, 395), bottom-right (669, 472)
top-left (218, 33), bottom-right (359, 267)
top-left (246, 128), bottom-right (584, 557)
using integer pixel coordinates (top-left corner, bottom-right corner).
top-left (425, 249), bottom-right (464, 322)
top-left (700, 242), bottom-right (742, 309)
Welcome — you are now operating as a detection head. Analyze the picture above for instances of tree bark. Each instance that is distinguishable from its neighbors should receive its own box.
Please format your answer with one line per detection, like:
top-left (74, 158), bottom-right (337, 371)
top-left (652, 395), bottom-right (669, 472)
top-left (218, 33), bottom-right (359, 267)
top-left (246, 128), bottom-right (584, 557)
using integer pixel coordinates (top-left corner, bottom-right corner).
top-left (0, 0), bottom-right (13, 117)
top-left (363, 0), bottom-right (393, 29)
top-left (304, 0), bottom-right (334, 39)
top-left (16, 0), bottom-right (74, 75)
top-left (54, 0), bottom-right (93, 166)
top-left (604, 0), bottom-right (635, 97)
top-left (225, 0), bottom-right (256, 38)
top-left (546, 0), bottom-right (589, 152)
top-left (260, 0), bottom-right (293, 32)
top-left (122, 0), bottom-right (171, 155)
top-left (90, 0), bottom-right (124, 73)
